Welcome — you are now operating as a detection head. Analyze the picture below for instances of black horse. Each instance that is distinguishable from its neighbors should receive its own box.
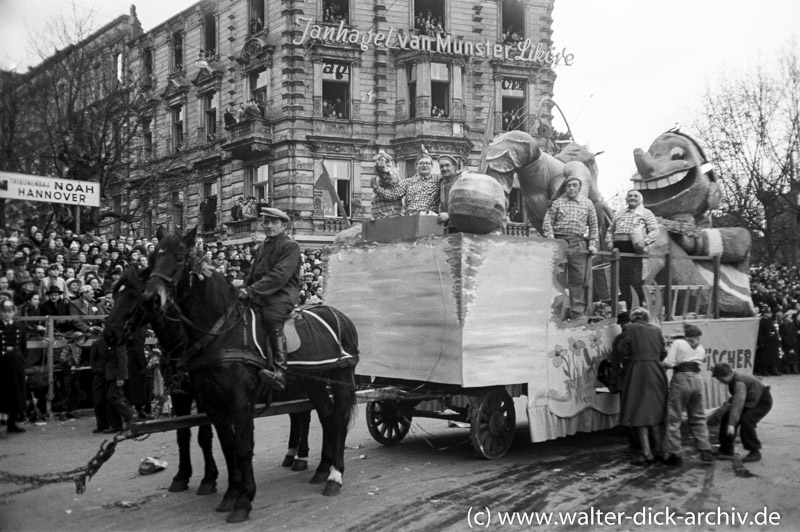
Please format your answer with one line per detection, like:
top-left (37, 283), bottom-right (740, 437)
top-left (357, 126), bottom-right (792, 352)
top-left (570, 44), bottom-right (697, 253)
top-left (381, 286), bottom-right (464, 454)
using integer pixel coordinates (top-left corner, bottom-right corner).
top-left (105, 267), bottom-right (315, 487)
top-left (140, 228), bottom-right (358, 523)
top-left (104, 266), bottom-right (219, 495)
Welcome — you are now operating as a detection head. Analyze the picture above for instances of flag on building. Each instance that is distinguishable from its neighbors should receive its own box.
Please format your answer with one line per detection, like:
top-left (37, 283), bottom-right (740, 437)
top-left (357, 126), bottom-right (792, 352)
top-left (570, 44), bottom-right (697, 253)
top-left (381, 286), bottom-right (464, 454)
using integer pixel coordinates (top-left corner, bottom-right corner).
top-left (314, 163), bottom-right (351, 227)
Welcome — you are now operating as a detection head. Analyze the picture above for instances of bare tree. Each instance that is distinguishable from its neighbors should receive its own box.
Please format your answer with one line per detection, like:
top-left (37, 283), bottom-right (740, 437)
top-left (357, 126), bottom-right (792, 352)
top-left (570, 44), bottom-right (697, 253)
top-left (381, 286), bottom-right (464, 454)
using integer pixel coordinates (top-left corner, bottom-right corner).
top-left (1, 7), bottom-right (177, 236)
top-left (693, 40), bottom-right (800, 263)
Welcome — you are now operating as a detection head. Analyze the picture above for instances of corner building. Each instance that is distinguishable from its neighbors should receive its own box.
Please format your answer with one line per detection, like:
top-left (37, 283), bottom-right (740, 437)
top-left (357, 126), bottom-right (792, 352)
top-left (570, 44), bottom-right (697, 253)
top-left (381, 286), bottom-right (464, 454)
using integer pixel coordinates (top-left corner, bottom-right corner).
top-left (123, 0), bottom-right (559, 245)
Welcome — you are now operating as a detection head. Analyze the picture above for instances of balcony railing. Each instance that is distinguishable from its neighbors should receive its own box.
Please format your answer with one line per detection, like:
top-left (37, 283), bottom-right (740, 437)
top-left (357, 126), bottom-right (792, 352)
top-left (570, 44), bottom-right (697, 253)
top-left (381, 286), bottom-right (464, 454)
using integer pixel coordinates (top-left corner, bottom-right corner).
top-left (222, 118), bottom-right (272, 157)
top-left (225, 218), bottom-right (259, 235)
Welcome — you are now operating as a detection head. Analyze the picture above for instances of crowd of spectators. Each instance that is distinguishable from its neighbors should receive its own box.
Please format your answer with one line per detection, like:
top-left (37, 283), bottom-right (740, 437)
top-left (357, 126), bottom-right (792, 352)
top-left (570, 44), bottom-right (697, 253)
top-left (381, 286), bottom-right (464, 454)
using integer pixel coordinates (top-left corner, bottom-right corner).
top-left (430, 105), bottom-right (449, 119)
top-left (502, 26), bottom-right (524, 46)
top-left (322, 4), bottom-right (348, 24)
top-left (323, 98), bottom-right (347, 119)
top-left (0, 224), bottom-right (327, 426)
top-left (749, 262), bottom-right (800, 376)
top-left (224, 100), bottom-right (265, 130)
top-left (0, 224), bottom-right (327, 319)
top-left (414, 11), bottom-right (445, 37)
top-left (249, 16), bottom-right (264, 35)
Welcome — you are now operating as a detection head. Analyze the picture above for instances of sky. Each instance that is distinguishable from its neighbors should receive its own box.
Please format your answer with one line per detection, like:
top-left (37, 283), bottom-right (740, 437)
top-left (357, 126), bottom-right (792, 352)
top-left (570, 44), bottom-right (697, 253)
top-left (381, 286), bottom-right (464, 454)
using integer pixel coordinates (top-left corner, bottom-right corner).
top-left (1, 0), bottom-right (798, 200)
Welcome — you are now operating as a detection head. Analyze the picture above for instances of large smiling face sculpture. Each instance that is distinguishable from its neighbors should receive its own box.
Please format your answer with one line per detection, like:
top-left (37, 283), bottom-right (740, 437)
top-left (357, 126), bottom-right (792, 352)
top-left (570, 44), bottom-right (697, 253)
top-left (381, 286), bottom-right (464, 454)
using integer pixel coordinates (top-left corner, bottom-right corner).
top-left (632, 130), bottom-right (754, 317)
top-left (632, 131), bottom-right (721, 224)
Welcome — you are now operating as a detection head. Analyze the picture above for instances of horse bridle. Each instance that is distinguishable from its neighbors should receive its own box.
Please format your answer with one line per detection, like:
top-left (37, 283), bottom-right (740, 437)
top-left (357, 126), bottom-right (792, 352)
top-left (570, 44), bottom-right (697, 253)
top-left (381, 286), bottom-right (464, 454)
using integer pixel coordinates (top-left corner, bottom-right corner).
top-left (149, 253), bottom-right (244, 351)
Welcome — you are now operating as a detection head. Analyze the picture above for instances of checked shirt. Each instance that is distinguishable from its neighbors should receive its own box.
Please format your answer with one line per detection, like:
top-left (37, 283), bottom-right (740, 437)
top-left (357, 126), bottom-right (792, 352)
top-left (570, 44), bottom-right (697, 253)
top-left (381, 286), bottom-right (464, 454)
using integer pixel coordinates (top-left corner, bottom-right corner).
top-left (607, 206), bottom-right (659, 246)
top-left (372, 173), bottom-right (442, 214)
top-left (543, 195), bottom-right (598, 243)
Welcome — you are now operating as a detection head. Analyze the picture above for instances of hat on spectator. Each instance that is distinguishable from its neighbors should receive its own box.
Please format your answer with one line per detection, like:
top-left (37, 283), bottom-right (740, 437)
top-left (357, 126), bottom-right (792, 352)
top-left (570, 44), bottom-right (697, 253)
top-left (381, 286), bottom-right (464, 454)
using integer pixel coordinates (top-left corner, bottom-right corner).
top-left (259, 206), bottom-right (290, 222)
top-left (13, 256), bottom-right (27, 266)
top-left (683, 323), bottom-right (702, 338)
top-left (47, 263), bottom-right (60, 271)
top-left (16, 242), bottom-right (33, 253)
top-left (65, 277), bottom-right (80, 290)
top-left (616, 311), bottom-right (630, 325)
top-left (415, 143), bottom-right (432, 164)
top-left (437, 154), bottom-right (461, 169)
top-left (45, 285), bottom-right (63, 295)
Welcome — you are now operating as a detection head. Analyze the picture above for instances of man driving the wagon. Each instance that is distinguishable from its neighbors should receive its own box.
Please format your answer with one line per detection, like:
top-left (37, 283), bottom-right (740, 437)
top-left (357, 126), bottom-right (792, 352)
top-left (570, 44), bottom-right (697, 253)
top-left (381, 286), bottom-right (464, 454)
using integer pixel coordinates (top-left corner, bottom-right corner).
top-left (239, 206), bottom-right (301, 391)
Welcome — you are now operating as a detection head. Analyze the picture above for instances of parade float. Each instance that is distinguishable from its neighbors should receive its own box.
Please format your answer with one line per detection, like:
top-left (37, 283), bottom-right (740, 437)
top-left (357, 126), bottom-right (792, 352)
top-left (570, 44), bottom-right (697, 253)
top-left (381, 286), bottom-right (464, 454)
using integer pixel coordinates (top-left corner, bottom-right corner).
top-left (323, 130), bottom-right (758, 458)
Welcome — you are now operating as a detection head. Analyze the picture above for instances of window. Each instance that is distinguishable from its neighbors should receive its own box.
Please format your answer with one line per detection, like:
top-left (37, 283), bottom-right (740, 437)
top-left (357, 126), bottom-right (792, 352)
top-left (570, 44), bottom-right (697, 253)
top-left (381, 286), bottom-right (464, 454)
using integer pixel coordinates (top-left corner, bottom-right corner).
top-left (172, 191), bottom-right (184, 232)
top-left (322, 0), bottom-right (349, 24)
top-left (407, 64), bottom-right (417, 118)
top-left (250, 164), bottom-right (272, 204)
top-left (204, 91), bottom-right (219, 141)
top-left (115, 53), bottom-right (124, 82)
top-left (201, 181), bottom-right (218, 232)
top-left (321, 160), bottom-right (351, 217)
top-left (143, 47), bottom-right (153, 78)
top-left (171, 105), bottom-right (184, 153)
top-left (430, 62), bottom-right (450, 118)
top-left (502, 0), bottom-right (525, 45)
top-left (249, 68), bottom-right (268, 109)
top-left (249, 0), bottom-right (265, 35)
top-left (322, 60), bottom-right (350, 119)
top-left (414, 0), bottom-right (445, 36)
top-left (501, 77), bottom-right (526, 132)
top-left (142, 118), bottom-right (153, 155)
top-left (172, 32), bottom-right (184, 72)
top-left (203, 12), bottom-right (217, 57)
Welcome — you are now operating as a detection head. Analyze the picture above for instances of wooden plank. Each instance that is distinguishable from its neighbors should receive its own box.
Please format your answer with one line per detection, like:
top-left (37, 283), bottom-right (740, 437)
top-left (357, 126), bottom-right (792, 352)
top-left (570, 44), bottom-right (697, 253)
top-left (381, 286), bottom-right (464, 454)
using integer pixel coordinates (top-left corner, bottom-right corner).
top-left (128, 388), bottom-right (404, 436)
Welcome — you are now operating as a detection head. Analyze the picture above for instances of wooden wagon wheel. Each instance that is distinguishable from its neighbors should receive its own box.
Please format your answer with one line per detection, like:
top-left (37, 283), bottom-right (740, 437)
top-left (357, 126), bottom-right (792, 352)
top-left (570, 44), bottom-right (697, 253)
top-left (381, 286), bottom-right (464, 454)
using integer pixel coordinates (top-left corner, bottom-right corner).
top-left (470, 388), bottom-right (516, 459)
top-left (366, 400), bottom-right (412, 445)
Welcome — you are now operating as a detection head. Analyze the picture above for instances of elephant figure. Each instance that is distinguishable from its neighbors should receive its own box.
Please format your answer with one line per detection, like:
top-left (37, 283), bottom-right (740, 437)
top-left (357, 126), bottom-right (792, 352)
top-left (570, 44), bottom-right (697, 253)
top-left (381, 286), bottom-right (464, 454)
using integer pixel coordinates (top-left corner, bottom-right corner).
top-left (482, 130), bottom-right (613, 244)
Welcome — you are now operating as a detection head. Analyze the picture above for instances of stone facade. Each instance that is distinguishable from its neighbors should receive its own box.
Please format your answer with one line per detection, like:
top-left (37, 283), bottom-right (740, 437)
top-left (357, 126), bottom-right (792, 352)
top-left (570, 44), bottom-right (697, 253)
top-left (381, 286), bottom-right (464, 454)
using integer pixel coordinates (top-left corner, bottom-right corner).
top-left (119, 0), bottom-right (558, 245)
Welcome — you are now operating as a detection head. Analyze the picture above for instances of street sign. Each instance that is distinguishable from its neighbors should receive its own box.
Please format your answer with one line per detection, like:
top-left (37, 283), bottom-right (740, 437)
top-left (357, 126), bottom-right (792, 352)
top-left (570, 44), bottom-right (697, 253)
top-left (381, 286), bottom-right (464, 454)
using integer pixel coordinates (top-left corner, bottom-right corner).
top-left (0, 171), bottom-right (100, 207)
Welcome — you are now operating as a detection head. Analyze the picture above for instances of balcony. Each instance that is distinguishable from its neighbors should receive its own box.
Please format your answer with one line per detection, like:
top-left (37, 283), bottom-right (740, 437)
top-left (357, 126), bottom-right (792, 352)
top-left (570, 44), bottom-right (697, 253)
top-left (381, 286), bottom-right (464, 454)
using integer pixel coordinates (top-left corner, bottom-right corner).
top-left (224, 218), bottom-right (259, 236)
top-left (221, 118), bottom-right (272, 158)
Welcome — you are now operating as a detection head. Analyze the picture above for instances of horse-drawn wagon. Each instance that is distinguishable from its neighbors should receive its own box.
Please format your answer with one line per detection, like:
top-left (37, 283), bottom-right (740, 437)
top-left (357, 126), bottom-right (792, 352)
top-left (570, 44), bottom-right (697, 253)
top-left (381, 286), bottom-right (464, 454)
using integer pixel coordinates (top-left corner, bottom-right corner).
top-left (323, 217), bottom-right (760, 459)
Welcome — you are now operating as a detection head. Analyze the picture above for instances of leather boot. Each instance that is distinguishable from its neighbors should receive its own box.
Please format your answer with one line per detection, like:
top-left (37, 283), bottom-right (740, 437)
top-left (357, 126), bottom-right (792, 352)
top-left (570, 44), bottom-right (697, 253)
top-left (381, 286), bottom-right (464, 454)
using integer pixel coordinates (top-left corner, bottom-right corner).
top-left (259, 328), bottom-right (288, 391)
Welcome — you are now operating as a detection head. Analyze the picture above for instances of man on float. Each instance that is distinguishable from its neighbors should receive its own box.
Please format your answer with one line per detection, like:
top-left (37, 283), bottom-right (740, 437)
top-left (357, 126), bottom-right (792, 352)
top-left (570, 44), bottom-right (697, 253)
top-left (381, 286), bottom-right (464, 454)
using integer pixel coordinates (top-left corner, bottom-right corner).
top-left (543, 165), bottom-right (599, 320)
top-left (239, 206), bottom-right (301, 391)
top-left (372, 145), bottom-right (441, 214)
top-left (436, 153), bottom-right (465, 231)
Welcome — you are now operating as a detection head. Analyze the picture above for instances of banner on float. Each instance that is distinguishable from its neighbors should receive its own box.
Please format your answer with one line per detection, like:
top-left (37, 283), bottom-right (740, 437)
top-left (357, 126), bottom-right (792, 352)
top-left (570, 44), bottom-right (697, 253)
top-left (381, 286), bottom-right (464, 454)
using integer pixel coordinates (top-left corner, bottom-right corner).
top-left (0, 171), bottom-right (100, 207)
top-left (661, 318), bottom-right (759, 409)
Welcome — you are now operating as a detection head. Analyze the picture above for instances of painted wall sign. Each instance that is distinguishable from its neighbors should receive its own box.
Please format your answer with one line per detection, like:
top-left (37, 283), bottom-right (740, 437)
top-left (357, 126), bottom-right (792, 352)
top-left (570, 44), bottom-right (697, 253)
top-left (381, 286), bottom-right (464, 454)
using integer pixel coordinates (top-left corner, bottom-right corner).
top-left (293, 17), bottom-right (574, 67)
top-left (0, 171), bottom-right (101, 207)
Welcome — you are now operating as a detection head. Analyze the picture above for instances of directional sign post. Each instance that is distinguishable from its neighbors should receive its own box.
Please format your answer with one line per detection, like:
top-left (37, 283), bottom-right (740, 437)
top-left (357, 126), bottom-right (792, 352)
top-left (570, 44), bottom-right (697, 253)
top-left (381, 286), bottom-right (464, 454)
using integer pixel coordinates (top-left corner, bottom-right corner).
top-left (0, 171), bottom-right (101, 207)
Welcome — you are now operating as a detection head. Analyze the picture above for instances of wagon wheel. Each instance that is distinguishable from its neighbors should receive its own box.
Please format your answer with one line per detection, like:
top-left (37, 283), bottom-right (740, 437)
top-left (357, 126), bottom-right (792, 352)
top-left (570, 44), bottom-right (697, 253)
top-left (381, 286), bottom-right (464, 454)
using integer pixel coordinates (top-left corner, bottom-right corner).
top-left (366, 400), bottom-right (412, 445)
top-left (469, 388), bottom-right (516, 459)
